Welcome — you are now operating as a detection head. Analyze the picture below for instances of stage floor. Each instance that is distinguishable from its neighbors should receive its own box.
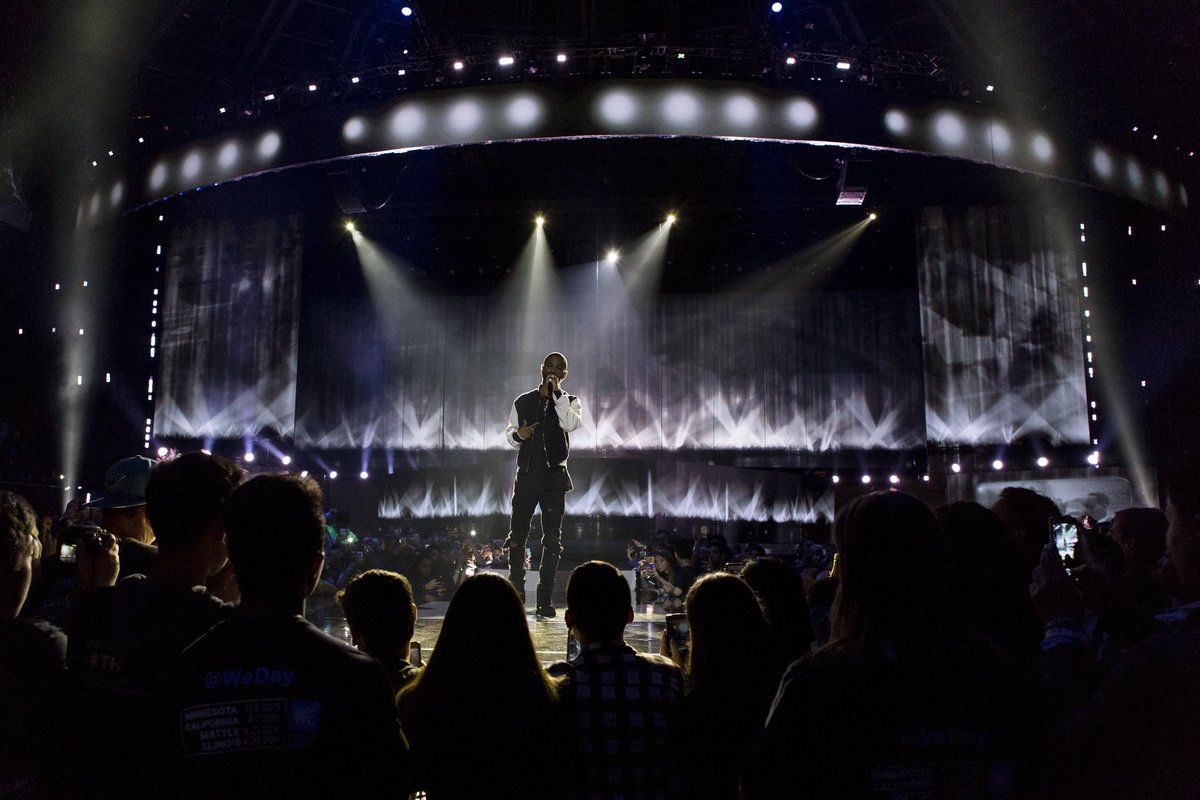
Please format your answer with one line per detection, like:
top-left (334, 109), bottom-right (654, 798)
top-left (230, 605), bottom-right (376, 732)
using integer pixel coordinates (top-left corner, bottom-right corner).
top-left (308, 594), bottom-right (667, 666)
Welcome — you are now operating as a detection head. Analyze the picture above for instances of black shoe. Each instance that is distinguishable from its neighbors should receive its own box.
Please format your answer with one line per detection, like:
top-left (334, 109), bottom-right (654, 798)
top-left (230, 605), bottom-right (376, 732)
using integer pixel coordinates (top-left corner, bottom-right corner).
top-left (535, 605), bottom-right (557, 619)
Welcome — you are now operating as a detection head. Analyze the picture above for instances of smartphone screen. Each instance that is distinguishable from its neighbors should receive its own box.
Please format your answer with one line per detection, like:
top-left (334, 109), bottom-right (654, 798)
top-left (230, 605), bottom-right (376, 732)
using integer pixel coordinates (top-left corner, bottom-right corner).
top-left (59, 543), bottom-right (78, 564)
top-left (666, 613), bottom-right (689, 656)
top-left (409, 642), bottom-right (422, 666)
top-left (566, 629), bottom-right (581, 660)
top-left (1050, 517), bottom-right (1079, 564)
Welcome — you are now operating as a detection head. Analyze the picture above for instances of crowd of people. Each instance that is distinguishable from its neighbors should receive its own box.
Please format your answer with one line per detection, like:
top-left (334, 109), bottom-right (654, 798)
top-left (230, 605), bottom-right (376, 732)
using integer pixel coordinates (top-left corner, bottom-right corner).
top-left (1, 448), bottom-right (1197, 799)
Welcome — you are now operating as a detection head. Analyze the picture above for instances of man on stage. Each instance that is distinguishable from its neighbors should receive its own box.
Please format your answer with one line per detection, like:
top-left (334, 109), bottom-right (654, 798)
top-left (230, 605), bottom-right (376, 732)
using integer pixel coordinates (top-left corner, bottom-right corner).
top-left (503, 352), bottom-right (583, 617)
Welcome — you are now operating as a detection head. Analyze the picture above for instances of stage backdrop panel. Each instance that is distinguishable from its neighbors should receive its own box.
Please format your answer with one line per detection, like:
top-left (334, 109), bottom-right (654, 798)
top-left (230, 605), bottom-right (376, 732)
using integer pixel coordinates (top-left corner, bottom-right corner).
top-left (154, 215), bottom-right (303, 438)
top-left (917, 206), bottom-right (1089, 445)
top-left (294, 287), bottom-right (926, 453)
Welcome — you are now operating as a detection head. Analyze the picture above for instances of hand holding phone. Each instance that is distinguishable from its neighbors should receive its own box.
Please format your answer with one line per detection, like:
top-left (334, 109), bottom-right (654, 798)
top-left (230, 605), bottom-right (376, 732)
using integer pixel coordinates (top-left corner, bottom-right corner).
top-left (1049, 515), bottom-right (1080, 570)
top-left (409, 642), bottom-right (422, 666)
top-left (665, 612), bottom-right (689, 662)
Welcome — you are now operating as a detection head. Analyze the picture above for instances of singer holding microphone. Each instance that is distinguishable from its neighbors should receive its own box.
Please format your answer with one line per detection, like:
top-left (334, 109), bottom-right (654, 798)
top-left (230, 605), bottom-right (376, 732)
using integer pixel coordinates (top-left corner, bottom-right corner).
top-left (503, 352), bottom-right (583, 618)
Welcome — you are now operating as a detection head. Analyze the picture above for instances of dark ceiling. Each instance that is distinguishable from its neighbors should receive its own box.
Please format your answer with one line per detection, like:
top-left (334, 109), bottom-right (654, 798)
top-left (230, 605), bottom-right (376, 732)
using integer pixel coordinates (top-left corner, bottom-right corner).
top-left (3, 0), bottom-right (1199, 157)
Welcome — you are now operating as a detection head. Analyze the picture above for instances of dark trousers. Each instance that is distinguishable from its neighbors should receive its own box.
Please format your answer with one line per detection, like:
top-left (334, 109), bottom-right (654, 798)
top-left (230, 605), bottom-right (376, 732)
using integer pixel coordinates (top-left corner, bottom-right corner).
top-left (504, 475), bottom-right (566, 603)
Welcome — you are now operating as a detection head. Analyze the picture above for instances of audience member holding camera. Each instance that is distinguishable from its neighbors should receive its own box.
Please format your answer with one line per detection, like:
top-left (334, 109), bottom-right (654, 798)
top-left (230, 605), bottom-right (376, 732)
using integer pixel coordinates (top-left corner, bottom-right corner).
top-left (67, 451), bottom-right (243, 798)
top-left (664, 572), bottom-right (783, 800)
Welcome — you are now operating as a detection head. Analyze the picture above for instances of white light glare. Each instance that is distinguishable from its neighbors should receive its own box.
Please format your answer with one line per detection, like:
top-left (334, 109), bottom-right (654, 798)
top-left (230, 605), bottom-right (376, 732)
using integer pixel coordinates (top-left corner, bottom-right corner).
top-left (992, 459), bottom-right (1004, 470)
top-left (836, 61), bottom-right (852, 70)
top-left (951, 462), bottom-right (962, 474)
top-left (986, 84), bottom-right (994, 92)
top-left (329, 470), bottom-right (339, 479)
top-left (264, 93), bottom-right (275, 101)
top-left (535, 215), bottom-right (545, 227)
top-left (401, 6), bottom-right (412, 16)
top-left (282, 456), bottom-right (292, 466)
top-left (1037, 456), bottom-right (1050, 468)
top-left (771, 2), bottom-right (783, 11)
top-left (157, 447), bottom-right (169, 457)
top-left (351, 76), bottom-right (360, 84)
top-left (360, 471), bottom-right (369, 480)
top-left (665, 213), bottom-right (677, 225)
top-left (243, 452), bottom-right (255, 463)
top-left (556, 53), bottom-right (567, 63)
top-left (498, 55), bottom-right (514, 67)
top-left (888, 475), bottom-right (900, 485)
top-left (860, 474), bottom-right (871, 484)
top-left (831, 475), bottom-right (840, 484)
top-left (605, 249), bottom-right (619, 264)
top-left (308, 84), bottom-right (317, 91)
top-left (345, 221), bottom-right (357, 232)
top-left (785, 56), bottom-right (796, 65)
top-left (300, 470), bottom-right (309, 478)
top-left (1087, 452), bottom-right (1101, 466)
top-left (398, 69), bottom-right (406, 76)
top-left (453, 61), bottom-right (464, 71)
top-left (219, 107), bottom-right (227, 114)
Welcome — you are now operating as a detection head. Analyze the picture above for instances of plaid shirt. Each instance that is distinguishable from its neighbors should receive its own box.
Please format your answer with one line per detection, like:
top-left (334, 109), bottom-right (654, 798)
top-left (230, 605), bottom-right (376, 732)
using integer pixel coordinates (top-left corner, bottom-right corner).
top-left (549, 641), bottom-right (683, 800)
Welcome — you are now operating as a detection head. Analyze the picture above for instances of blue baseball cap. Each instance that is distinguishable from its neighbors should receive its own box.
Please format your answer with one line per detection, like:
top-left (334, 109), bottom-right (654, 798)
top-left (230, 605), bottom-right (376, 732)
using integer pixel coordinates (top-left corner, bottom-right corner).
top-left (86, 456), bottom-right (155, 508)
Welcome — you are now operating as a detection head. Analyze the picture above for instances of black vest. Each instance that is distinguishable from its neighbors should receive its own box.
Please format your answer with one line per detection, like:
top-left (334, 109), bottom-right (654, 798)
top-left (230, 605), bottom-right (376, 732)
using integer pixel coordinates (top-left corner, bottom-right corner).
top-left (514, 388), bottom-right (574, 472)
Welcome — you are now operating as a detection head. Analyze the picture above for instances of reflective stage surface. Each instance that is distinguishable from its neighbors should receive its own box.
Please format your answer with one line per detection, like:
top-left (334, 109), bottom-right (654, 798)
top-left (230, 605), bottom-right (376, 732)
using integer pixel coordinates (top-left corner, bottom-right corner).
top-left (309, 588), bottom-right (666, 665)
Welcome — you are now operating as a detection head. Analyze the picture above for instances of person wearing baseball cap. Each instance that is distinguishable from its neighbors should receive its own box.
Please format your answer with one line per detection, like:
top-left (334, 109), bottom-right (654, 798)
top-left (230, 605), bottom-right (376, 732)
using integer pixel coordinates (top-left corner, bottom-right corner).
top-left (87, 455), bottom-right (158, 577)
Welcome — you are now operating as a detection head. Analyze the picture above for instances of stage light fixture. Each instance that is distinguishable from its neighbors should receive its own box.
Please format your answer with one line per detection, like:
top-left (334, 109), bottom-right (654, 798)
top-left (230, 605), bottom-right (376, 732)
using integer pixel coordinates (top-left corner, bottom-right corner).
top-left (345, 221), bottom-right (357, 232)
top-left (836, 61), bottom-right (851, 70)
top-left (771, 2), bottom-right (783, 11)
top-left (992, 459), bottom-right (1004, 470)
top-left (453, 61), bottom-right (464, 71)
top-left (951, 462), bottom-right (962, 474)
top-left (401, 5), bottom-right (413, 16)
top-left (785, 56), bottom-right (796, 65)
top-left (300, 470), bottom-right (309, 477)
top-left (351, 76), bottom-right (360, 84)
top-left (282, 456), bottom-right (292, 465)
top-left (1087, 452), bottom-right (1101, 466)
top-left (219, 107), bottom-right (226, 114)
top-left (665, 213), bottom-right (677, 225)
top-left (138, 137), bottom-right (144, 143)
top-left (606, 249), bottom-right (619, 264)
top-left (157, 447), bottom-right (169, 457)
top-left (868, 213), bottom-right (877, 220)
top-left (835, 159), bottom-right (872, 205)
top-left (398, 68), bottom-right (407, 75)
top-left (329, 470), bottom-right (338, 479)
top-left (986, 84), bottom-right (994, 92)
top-left (889, 475), bottom-right (899, 485)
top-left (831, 475), bottom-right (840, 484)
top-left (360, 471), bottom-right (369, 480)
top-left (499, 55), bottom-right (514, 66)
top-left (860, 474), bottom-right (871, 484)
top-left (244, 452), bottom-right (255, 463)
top-left (264, 93), bottom-right (275, 101)
top-left (556, 53), bottom-right (567, 63)
top-left (309, 84), bottom-right (317, 91)
top-left (1037, 457), bottom-right (1049, 468)
top-left (535, 215), bottom-right (545, 226)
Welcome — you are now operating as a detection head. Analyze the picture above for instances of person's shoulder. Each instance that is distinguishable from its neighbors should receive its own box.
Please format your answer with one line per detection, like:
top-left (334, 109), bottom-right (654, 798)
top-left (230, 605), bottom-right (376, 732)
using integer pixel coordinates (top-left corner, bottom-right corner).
top-left (0, 617), bottom-right (67, 670)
